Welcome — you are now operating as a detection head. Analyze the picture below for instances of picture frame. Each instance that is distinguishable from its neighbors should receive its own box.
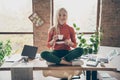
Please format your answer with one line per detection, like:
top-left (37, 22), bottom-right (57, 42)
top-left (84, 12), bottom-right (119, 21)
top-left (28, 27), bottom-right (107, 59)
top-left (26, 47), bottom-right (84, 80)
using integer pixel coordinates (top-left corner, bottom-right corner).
top-left (29, 12), bottom-right (44, 27)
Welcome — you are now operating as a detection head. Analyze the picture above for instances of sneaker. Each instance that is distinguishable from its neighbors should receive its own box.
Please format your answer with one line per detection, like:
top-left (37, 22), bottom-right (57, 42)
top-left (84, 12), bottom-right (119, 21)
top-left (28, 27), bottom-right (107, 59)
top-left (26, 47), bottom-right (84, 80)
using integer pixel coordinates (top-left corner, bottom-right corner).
top-left (72, 60), bottom-right (84, 66)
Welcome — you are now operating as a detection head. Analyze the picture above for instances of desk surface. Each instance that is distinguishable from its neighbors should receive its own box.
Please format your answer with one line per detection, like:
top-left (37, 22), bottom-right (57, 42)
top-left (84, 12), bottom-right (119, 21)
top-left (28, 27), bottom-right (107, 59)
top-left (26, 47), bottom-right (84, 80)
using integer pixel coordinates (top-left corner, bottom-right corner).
top-left (0, 58), bottom-right (117, 72)
top-left (1, 46), bottom-right (120, 71)
top-left (0, 46), bottom-right (120, 80)
top-left (0, 58), bottom-right (119, 80)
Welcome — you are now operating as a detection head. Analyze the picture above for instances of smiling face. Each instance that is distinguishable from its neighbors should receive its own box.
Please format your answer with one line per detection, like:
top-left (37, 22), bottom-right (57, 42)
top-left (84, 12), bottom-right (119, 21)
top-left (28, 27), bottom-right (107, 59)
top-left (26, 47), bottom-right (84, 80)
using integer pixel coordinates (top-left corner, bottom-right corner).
top-left (57, 8), bottom-right (68, 25)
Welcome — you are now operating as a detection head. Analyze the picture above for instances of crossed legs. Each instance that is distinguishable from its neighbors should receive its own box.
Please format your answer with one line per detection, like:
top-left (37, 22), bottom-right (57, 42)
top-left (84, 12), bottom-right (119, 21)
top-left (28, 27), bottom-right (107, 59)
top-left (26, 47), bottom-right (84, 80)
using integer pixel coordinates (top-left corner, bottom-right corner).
top-left (40, 48), bottom-right (83, 65)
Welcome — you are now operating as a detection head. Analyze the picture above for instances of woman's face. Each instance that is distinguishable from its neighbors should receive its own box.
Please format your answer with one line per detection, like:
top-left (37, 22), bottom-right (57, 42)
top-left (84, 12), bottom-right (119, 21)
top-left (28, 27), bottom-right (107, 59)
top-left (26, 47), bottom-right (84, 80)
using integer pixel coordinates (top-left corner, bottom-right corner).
top-left (58, 9), bottom-right (67, 25)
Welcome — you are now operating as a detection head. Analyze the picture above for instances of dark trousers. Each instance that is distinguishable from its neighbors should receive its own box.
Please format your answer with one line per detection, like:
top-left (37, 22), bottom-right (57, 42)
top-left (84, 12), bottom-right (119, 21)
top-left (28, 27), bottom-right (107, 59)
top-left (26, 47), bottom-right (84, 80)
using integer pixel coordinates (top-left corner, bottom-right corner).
top-left (41, 48), bottom-right (83, 64)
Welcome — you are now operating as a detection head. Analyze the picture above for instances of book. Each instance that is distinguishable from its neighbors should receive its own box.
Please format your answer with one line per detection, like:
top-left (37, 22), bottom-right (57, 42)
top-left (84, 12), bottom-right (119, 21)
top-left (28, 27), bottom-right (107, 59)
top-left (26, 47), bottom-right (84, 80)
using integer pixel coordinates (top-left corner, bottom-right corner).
top-left (86, 60), bottom-right (99, 67)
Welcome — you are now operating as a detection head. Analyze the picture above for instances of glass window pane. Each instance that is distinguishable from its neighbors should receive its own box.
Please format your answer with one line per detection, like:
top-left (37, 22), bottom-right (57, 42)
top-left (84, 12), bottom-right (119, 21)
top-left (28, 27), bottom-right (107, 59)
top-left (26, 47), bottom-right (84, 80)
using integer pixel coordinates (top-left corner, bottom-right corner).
top-left (0, 0), bottom-right (33, 32)
top-left (54, 0), bottom-right (97, 32)
top-left (0, 34), bottom-right (33, 54)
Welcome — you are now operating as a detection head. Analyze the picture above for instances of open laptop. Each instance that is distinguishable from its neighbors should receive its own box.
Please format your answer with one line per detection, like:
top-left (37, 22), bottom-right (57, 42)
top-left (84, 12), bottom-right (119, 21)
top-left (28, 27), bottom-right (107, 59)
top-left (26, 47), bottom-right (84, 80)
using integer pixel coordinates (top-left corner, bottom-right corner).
top-left (5, 45), bottom-right (38, 62)
top-left (21, 45), bottom-right (38, 59)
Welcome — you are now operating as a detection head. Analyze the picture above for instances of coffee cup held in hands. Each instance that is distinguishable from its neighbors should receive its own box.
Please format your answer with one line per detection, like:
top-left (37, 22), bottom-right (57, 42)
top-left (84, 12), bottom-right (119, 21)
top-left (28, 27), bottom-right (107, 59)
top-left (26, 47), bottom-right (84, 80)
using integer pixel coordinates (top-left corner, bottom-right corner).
top-left (58, 35), bottom-right (63, 40)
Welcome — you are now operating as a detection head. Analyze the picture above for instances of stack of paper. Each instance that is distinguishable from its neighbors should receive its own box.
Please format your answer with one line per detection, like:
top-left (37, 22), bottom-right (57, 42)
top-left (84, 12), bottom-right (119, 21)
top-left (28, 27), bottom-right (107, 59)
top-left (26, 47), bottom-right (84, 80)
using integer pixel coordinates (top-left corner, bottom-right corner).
top-left (5, 54), bottom-right (22, 62)
top-left (102, 78), bottom-right (117, 80)
top-left (99, 73), bottom-right (117, 80)
top-left (86, 60), bottom-right (99, 67)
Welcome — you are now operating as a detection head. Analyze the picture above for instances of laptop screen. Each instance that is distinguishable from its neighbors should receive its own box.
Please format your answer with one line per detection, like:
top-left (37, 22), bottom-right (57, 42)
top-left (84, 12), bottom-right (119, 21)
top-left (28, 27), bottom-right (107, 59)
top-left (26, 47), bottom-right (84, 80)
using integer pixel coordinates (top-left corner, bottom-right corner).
top-left (21, 45), bottom-right (38, 59)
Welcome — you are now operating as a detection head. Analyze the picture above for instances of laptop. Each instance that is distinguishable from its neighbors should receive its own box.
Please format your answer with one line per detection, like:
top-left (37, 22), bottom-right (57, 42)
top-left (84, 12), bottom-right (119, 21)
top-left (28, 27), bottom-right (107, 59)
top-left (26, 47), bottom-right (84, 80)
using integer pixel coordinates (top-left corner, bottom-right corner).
top-left (21, 45), bottom-right (38, 59)
top-left (5, 45), bottom-right (38, 62)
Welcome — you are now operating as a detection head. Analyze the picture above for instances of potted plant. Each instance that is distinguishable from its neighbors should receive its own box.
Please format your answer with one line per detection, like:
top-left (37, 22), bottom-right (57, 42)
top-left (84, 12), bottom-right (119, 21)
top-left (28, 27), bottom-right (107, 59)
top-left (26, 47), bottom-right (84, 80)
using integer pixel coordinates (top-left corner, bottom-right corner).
top-left (0, 40), bottom-right (12, 66)
top-left (90, 32), bottom-right (100, 54)
top-left (73, 23), bottom-right (101, 55)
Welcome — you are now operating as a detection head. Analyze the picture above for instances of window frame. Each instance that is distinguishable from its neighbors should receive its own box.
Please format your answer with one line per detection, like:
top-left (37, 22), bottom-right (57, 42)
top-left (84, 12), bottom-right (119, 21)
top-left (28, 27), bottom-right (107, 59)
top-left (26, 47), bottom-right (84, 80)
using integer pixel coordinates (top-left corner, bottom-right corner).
top-left (0, 32), bottom-right (33, 34)
top-left (0, 0), bottom-right (34, 41)
top-left (0, 0), bottom-right (34, 44)
top-left (52, 0), bottom-right (101, 34)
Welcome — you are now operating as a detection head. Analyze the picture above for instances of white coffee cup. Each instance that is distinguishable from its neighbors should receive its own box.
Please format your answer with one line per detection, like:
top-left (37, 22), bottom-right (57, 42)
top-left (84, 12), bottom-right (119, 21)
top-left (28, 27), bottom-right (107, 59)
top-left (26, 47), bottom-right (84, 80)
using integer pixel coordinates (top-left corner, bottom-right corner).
top-left (58, 35), bottom-right (63, 40)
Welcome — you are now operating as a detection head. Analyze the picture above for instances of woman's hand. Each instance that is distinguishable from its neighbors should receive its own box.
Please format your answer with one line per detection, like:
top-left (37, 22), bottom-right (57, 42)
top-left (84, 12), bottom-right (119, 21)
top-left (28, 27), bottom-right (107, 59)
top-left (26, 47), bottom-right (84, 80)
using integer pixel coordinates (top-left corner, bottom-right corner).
top-left (64, 39), bottom-right (74, 47)
top-left (49, 35), bottom-right (58, 46)
top-left (52, 35), bottom-right (58, 41)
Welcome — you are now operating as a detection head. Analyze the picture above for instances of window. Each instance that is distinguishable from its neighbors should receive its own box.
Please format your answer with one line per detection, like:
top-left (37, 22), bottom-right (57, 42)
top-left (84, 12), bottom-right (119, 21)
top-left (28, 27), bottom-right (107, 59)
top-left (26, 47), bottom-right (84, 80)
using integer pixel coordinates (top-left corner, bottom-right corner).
top-left (53, 0), bottom-right (98, 33)
top-left (0, 0), bottom-right (33, 53)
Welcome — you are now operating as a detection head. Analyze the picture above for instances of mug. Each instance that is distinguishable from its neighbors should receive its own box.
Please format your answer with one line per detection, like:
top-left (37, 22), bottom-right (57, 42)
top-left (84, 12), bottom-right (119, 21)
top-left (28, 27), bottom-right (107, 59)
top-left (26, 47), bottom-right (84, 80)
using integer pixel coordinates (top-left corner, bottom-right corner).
top-left (58, 35), bottom-right (63, 40)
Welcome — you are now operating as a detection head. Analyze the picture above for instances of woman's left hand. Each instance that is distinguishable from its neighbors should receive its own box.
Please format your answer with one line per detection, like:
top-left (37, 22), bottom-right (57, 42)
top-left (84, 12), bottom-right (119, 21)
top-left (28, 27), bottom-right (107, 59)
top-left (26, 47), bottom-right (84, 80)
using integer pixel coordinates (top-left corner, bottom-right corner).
top-left (64, 39), bottom-right (74, 46)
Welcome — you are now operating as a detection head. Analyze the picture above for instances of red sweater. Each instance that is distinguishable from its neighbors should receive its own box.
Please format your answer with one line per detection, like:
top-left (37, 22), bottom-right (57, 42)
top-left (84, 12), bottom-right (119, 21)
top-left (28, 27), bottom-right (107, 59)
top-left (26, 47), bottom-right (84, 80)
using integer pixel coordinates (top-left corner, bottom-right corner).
top-left (47, 24), bottom-right (77, 50)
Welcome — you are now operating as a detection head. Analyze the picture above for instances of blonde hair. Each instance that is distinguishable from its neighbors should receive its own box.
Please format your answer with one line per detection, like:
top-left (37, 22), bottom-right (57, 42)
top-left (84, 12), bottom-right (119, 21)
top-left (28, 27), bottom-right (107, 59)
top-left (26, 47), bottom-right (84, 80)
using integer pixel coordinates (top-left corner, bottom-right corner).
top-left (49, 8), bottom-right (68, 34)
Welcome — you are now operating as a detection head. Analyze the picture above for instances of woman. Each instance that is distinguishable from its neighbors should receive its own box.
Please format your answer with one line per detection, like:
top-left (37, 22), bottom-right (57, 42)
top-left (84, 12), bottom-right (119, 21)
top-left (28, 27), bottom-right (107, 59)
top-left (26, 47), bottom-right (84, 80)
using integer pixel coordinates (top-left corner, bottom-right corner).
top-left (41, 8), bottom-right (83, 65)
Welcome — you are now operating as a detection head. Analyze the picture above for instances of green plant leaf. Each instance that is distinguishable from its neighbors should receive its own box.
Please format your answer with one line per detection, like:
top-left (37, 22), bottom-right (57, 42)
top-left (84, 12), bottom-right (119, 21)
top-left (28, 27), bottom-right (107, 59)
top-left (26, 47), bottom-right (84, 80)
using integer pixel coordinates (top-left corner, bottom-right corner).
top-left (90, 38), bottom-right (95, 42)
top-left (73, 23), bottom-right (77, 28)
top-left (80, 38), bottom-right (86, 43)
top-left (76, 27), bottom-right (80, 30)
top-left (83, 48), bottom-right (88, 55)
top-left (0, 40), bottom-right (12, 61)
top-left (77, 36), bottom-right (81, 39)
top-left (88, 48), bottom-right (93, 54)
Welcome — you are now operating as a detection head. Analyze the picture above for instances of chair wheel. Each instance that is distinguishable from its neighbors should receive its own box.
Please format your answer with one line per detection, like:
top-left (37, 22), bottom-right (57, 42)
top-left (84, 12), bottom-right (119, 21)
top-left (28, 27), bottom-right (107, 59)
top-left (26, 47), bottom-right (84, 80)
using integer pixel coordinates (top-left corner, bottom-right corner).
top-left (72, 76), bottom-right (80, 79)
top-left (60, 78), bottom-right (68, 80)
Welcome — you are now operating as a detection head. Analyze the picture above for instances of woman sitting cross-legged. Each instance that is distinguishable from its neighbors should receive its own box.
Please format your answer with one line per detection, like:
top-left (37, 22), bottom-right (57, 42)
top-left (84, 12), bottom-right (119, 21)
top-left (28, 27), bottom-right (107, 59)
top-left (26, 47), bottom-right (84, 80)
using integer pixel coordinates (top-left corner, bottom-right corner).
top-left (40, 8), bottom-right (84, 66)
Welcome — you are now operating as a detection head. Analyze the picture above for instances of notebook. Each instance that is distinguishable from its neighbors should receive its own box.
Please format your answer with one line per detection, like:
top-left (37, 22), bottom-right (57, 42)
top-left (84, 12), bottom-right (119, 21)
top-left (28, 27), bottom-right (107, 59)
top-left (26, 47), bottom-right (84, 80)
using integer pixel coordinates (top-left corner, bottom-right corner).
top-left (86, 60), bottom-right (99, 67)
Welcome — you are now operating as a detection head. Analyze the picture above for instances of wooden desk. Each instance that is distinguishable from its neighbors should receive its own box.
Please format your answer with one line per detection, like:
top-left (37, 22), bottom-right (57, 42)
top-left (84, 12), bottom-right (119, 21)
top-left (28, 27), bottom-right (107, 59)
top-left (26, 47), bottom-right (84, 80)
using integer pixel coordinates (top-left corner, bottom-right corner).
top-left (0, 58), bottom-right (117, 71)
top-left (0, 46), bottom-right (120, 80)
top-left (0, 58), bottom-right (118, 80)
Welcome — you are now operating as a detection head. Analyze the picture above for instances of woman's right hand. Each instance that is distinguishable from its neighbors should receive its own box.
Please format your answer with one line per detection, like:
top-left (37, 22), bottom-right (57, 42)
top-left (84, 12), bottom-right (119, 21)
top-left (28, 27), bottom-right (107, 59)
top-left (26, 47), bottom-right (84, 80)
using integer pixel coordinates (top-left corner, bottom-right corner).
top-left (52, 35), bottom-right (58, 41)
top-left (49, 35), bottom-right (58, 46)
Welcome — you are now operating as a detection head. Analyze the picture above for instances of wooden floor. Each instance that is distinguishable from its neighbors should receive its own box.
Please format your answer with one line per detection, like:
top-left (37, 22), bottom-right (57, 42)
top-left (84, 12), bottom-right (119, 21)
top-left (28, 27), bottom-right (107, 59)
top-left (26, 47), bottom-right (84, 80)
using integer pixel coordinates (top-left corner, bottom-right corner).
top-left (0, 71), bottom-right (60, 80)
top-left (0, 70), bottom-right (85, 80)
